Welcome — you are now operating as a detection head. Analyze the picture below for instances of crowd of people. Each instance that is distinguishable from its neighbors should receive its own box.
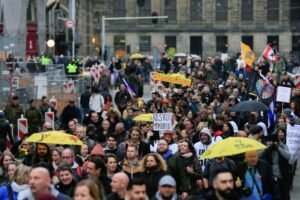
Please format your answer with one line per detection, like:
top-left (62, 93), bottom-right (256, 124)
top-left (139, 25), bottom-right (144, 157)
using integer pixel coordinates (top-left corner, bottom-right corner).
top-left (0, 49), bottom-right (300, 200)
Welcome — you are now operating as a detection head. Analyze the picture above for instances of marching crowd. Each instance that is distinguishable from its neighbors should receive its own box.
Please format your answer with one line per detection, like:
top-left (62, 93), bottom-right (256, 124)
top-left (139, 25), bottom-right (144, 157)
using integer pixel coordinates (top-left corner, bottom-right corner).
top-left (0, 50), bottom-right (300, 200)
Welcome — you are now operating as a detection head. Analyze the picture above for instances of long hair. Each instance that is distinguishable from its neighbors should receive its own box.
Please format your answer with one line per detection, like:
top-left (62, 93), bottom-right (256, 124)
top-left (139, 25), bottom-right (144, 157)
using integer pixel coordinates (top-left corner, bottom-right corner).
top-left (140, 153), bottom-right (167, 172)
top-left (0, 150), bottom-right (17, 169)
top-left (75, 178), bottom-right (101, 200)
top-left (32, 143), bottom-right (52, 166)
top-left (12, 164), bottom-right (32, 185)
top-left (127, 126), bottom-right (144, 143)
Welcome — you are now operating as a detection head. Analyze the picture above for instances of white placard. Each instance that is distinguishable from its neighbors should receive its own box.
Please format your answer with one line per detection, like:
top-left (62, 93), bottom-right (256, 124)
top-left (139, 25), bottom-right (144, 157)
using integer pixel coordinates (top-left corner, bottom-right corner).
top-left (221, 53), bottom-right (228, 62)
top-left (34, 76), bottom-right (48, 99)
top-left (276, 86), bottom-right (291, 103)
top-left (153, 113), bottom-right (172, 131)
top-left (287, 124), bottom-right (300, 164)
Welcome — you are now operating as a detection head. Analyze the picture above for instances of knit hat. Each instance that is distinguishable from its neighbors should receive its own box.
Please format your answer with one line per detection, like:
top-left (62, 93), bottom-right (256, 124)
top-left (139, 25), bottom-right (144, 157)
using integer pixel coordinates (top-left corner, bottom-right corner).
top-left (159, 175), bottom-right (176, 187)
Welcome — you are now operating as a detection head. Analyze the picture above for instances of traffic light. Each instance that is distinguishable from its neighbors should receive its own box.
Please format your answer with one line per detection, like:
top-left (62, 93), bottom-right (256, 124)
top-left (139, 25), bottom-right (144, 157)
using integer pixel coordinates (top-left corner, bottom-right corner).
top-left (152, 12), bottom-right (158, 24)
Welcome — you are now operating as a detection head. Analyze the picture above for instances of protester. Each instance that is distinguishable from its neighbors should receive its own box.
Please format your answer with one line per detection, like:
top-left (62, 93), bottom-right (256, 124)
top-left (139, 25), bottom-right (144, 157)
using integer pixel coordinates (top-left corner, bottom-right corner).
top-left (74, 179), bottom-right (101, 200)
top-left (0, 164), bottom-right (31, 200)
top-left (55, 163), bottom-right (77, 197)
top-left (140, 153), bottom-right (167, 198)
top-left (107, 172), bottom-right (129, 200)
top-left (152, 175), bottom-right (180, 200)
top-left (18, 167), bottom-right (71, 200)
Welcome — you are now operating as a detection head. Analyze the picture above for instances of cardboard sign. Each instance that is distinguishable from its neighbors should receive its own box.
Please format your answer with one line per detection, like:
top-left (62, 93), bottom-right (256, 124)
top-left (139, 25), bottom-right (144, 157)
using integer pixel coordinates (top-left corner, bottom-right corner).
top-left (152, 72), bottom-right (191, 86)
top-left (276, 86), bottom-right (291, 103)
top-left (153, 113), bottom-right (172, 131)
top-left (286, 124), bottom-right (300, 164)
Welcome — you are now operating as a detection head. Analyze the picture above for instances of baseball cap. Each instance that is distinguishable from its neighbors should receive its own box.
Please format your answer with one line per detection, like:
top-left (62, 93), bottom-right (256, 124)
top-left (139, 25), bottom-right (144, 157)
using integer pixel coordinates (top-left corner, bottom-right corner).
top-left (159, 175), bottom-right (176, 187)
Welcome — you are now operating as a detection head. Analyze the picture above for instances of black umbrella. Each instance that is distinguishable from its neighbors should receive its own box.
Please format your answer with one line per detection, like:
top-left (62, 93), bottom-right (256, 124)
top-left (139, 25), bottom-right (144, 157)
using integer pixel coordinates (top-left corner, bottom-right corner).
top-left (232, 100), bottom-right (269, 112)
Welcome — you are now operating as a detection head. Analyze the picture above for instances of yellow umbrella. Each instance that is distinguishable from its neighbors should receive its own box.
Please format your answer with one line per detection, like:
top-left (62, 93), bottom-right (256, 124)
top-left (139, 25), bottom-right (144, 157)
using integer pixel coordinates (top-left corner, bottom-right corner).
top-left (26, 131), bottom-right (83, 146)
top-left (200, 137), bottom-right (267, 160)
top-left (133, 113), bottom-right (153, 122)
top-left (130, 53), bottom-right (144, 59)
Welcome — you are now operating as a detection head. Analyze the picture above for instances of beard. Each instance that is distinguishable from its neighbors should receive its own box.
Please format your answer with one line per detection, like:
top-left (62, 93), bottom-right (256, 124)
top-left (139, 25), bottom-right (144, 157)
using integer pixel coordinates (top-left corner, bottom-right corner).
top-left (217, 188), bottom-right (235, 199)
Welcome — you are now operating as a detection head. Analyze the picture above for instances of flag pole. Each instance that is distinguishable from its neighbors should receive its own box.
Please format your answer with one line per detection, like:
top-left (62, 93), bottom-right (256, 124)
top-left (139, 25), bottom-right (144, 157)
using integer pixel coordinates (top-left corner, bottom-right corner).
top-left (257, 45), bottom-right (268, 63)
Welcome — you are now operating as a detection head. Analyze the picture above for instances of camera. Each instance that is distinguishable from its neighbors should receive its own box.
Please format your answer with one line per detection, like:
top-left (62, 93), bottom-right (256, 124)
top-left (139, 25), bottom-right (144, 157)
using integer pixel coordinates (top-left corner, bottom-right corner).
top-left (242, 187), bottom-right (252, 197)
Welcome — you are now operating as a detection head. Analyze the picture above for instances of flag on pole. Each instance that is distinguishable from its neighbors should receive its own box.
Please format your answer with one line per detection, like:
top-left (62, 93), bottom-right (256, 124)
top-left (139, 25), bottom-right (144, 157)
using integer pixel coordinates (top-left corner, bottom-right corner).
top-left (240, 42), bottom-right (256, 66)
top-left (118, 72), bottom-right (137, 98)
top-left (263, 45), bottom-right (278, 62)
top-left (268, 99), bottom-right (276, 128)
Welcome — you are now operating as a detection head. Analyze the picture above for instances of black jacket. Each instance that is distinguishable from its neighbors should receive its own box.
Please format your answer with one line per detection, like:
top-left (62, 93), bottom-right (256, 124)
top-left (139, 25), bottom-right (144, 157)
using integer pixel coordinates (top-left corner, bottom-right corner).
top-left (0, 119), bottom-right (13, 143)
top-left (55, 179), bottom-right (76, 198)
top-left (141, 167), bottom-right (167, 199)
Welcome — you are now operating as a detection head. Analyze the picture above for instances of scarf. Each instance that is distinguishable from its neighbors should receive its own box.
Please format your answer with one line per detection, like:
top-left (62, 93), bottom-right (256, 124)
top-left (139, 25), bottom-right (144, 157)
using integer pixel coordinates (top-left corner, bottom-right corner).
top-left (180, 152), bottom-right (193, 158)
top-left (161, 149), bottom-right (173, 160)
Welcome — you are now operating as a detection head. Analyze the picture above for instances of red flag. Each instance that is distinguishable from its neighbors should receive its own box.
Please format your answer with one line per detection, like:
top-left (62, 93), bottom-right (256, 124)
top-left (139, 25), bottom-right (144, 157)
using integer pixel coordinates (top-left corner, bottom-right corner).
top-left (263, 45), bottom-right (278, 62)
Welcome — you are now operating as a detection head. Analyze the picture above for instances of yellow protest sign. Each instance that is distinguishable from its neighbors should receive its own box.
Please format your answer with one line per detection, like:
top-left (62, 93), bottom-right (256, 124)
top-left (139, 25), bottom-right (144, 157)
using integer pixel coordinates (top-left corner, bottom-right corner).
top-left (152, 72), bottom-right (191, 86)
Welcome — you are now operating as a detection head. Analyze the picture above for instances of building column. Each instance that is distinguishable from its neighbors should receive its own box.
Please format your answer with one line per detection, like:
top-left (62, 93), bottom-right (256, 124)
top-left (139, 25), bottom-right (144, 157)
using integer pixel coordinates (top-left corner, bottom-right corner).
top-left (37, 0), bottom-right (46, 55)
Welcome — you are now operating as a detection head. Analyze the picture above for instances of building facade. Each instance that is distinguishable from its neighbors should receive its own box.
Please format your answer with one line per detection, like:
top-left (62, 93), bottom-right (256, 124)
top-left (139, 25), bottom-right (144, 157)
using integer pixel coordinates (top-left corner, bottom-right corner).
top-left (91, 0), bottom-right (300, 59)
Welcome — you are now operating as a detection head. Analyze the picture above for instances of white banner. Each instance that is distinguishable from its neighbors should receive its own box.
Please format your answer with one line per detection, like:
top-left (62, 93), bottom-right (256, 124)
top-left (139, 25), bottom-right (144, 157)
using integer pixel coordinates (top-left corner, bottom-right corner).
top-left (287, 124), bottom-right (300, 164)
top-left (153, 113), bottom-right (172, 131)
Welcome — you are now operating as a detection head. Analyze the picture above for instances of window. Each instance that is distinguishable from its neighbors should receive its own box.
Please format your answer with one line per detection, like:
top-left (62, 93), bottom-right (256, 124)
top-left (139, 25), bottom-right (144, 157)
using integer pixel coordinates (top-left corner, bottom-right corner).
top-left (215, 0), bottom-right (227, 21)
top-left (113, 0), bottom-right (126, 17)
top-left (242, 36), bottom-right (253, 50)
top-left (27, 0), bottom-right (37, 21)
top-left (291, 0), bottom-right (300, 22)
top-left (165, 36), bottom-right (176, 51)
top-left (267, 0), bottom-right (279, 21)
top-left (114, 35), bottom-right (126, 51)
top-left (165, 0), bottom-right (177, 22)
top-left (190, 36), bottom-right (202, 55)
top-left (139, 36), bottom-right (151, 52)
top-left (267, 35), bottom-right (279, 50)
top-left (139, 0), bottom-right (151, 24)
top-left (190, 0), bottom-right (203, 21)
top-left (216, 36), bottom-right (228, 53)
top-left (241, 0), bottom-right (253, 21)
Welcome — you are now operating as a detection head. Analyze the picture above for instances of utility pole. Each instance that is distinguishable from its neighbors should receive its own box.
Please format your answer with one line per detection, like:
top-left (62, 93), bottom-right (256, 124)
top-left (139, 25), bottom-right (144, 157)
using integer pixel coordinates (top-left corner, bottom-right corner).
top-left (101, 16), bottom-right (168, 62)
top-left (68, 0), bottom-right (76, 58)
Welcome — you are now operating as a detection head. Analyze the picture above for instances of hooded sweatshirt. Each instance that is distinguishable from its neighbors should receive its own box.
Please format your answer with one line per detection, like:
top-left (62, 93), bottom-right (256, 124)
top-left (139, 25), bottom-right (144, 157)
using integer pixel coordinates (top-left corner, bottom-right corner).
top-left (194, 128), bottom-right (215, 172)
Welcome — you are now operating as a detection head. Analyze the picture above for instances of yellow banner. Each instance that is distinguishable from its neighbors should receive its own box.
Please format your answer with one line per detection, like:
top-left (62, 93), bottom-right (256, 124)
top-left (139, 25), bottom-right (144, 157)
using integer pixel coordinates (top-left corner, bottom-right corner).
top-left (152, 72), bottom-right (191, 86)
top-left (240, 42), bottom-right (255, 66)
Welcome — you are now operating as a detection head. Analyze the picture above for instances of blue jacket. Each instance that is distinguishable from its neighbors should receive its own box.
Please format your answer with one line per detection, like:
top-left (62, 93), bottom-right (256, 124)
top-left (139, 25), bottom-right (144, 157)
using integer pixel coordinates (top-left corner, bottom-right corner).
top-left (0, 182), bottom-right (28, 200)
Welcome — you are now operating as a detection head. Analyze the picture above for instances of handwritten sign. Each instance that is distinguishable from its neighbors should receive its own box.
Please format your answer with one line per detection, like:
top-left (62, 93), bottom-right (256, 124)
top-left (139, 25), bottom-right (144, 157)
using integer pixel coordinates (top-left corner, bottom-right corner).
top-left (276, 86), bottom-right (291, 103)
top-left (153, 113), bottom-right (172, 131)
top-left (287, 124), bottom-right (300, 164)
top-left (152, 72), bottom-right (191, 86)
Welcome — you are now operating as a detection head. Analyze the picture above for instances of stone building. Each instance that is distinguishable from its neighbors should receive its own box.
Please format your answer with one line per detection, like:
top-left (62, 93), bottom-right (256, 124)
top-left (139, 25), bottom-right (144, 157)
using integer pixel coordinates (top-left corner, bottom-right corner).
top-left (90, 0), bottom-right (300, 59)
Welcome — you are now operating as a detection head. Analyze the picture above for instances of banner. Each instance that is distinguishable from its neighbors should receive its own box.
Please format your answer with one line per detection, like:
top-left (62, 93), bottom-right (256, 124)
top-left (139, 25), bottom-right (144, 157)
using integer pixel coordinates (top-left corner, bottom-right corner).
top-left (153, 113), bottom-right (172, 131)
top-left (152, 72), bottom-right (191, 86)
top-left (276, 86), bottom-right (291, 103)
top-left (286, 124), bottom-right (300, 164)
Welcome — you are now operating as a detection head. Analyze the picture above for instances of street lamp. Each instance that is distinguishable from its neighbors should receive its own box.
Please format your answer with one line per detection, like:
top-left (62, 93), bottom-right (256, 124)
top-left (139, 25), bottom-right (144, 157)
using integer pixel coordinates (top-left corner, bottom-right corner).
top-left (101, 15), bottom-right (168, 62)
top-left (47, 39), bottom-right (55, 48)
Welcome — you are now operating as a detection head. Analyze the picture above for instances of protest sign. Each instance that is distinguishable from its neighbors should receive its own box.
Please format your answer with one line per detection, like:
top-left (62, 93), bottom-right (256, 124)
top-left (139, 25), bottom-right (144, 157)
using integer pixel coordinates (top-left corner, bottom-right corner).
top-left (153, 113), bottom-right (172, 131)
top-left (276, 86), bottom-right (291, 103)
top-left (152, 72), bottom-right (191, 86)
top-left (286, 124), bottom-right (300, 164)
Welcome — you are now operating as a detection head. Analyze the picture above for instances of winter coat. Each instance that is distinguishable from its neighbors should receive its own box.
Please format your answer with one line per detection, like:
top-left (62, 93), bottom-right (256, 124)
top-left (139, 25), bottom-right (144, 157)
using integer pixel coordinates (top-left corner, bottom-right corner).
top-left (55, 179), bottom-right (76, 197)
top-left (18, 184), bottom-right (71, 200)
top-left (0, 182), bottom-right (28, 200)
top-left (168, 153), bottom-right (202, 194)
top-left (4, 103), bottom-right (24, 125)
top-left (141, 166), bottom-right (167, 198)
